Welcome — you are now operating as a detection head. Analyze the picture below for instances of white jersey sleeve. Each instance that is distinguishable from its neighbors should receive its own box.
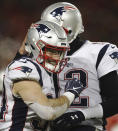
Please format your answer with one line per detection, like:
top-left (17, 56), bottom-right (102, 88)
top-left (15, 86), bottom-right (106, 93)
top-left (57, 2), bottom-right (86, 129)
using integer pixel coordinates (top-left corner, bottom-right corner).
top-left (97, 43), bottom-right (118, 78)
top-left (7, 57), bottom-right (42, 83)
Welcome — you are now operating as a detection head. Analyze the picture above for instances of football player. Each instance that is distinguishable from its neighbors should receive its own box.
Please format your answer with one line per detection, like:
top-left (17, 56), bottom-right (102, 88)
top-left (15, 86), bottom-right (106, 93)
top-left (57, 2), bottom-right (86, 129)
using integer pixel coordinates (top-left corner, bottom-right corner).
top-left (0, 20), bottom-right (85, 131)
top-left (40, 2), bottom-right (118, 131)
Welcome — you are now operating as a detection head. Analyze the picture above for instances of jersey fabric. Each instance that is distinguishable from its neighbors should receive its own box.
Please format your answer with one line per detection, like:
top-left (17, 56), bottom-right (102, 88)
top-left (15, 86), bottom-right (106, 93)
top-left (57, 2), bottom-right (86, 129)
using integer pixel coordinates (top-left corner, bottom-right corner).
top-left (57, 40), bottom-right (118, 130)
top-left (0, 57), bottom-right (55, 131)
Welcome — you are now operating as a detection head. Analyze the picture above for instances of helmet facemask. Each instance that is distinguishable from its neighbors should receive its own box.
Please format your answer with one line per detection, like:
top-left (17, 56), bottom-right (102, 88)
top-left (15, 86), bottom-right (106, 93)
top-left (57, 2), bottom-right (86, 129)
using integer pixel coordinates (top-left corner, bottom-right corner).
top-left (36, 40), bottom-right (68, 73)
top-left (26, 20), bottom-right (69, 73)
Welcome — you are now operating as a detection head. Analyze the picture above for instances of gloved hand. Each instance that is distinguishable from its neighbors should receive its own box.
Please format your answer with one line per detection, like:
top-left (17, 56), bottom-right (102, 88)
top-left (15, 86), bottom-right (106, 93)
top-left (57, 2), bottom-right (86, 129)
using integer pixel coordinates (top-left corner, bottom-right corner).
top-left (51, 111), bottom-right (85, 131)
top-left (31, 118), bottom-right (48, 131)
top-left (65, 78), bottom-right (85, 98)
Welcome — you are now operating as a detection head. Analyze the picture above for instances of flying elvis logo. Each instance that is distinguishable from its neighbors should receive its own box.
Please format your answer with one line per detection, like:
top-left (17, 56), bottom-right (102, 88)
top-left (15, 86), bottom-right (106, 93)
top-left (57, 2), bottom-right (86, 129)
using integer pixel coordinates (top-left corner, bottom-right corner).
top-left (50, 6), bottom-right (76, 20)
top-left (11, 66), bottom-right (32, 76)
top-left (109, 52), bottom-right (118, 63)
top-left (32, 24), bottom-right (51, 37)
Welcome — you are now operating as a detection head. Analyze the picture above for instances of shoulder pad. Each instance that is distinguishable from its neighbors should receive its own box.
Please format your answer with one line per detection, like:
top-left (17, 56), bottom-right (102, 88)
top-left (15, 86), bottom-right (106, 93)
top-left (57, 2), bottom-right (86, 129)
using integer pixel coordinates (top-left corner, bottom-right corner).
top-left (7, 58), bottom-right (42, 82)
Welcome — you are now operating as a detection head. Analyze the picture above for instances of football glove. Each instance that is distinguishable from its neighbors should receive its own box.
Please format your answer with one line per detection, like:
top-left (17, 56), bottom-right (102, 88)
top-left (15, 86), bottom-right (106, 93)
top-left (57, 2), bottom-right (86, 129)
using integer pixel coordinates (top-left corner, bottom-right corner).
top-left (65, 78), bottom-right (85, 98)
top-left (31, 118), bottom-right (48, 131)
top-left (51, 111), bottom-right (85, 131)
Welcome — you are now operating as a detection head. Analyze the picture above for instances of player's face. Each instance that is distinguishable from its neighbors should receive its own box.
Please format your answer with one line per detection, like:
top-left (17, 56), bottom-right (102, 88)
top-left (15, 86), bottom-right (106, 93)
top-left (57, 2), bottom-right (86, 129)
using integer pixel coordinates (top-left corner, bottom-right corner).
top-left (45, 48), bottom-right (63, 66)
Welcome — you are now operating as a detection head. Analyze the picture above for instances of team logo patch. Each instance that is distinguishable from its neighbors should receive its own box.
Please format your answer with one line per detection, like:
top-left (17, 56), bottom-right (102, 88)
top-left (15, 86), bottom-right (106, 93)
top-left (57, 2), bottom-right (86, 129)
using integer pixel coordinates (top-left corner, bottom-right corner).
top-left (50, 6), bottom-right (76, 21)
top-left (11, 66), bottom-right (32, 76)
top-left (109, 52), bottom-right (118, 63)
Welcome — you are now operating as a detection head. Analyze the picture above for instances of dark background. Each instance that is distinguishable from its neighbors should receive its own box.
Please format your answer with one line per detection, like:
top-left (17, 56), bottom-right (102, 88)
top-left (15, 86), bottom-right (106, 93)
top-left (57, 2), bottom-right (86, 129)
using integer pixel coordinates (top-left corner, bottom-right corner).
top-left (0, 0), bottom-right (118, 68)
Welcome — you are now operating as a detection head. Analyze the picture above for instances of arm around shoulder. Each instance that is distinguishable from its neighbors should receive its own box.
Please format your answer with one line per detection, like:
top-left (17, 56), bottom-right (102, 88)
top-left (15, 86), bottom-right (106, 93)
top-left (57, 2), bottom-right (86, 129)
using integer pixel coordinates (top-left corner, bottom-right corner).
top-left (13, 80), bottom-right (74, 120)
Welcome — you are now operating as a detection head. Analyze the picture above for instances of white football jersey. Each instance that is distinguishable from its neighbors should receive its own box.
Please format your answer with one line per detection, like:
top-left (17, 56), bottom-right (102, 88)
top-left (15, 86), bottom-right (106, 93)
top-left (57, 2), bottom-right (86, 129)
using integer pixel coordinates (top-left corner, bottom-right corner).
top-left (0, 57), bottom-right (55, 131)
top-left (58, 40), bottom-right (118, 129)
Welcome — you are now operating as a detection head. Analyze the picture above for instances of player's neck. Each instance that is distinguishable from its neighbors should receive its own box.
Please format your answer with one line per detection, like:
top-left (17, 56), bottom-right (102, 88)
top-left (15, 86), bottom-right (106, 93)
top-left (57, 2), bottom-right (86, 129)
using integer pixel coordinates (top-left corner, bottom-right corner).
top-left (67, 36), bottom-right (86, 55)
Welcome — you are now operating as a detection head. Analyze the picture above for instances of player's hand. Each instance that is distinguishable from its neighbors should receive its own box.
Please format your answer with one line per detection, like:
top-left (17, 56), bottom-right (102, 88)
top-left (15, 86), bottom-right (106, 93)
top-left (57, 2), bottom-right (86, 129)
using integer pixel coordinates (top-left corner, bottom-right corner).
top-left (51, 111), bottom-right (85, 131)
top-left (31, 118), bottom-right (49, 131)
top-left (65, 78), bottom-right (85, 98)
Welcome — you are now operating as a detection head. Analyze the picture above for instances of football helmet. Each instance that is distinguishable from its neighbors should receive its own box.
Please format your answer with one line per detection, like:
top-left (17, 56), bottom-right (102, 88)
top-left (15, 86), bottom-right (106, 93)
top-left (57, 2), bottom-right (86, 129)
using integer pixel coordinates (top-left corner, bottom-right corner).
top-left (25, 20), bottom-right (69, 73)
top-left (41, 2), bottom-right (84, 43)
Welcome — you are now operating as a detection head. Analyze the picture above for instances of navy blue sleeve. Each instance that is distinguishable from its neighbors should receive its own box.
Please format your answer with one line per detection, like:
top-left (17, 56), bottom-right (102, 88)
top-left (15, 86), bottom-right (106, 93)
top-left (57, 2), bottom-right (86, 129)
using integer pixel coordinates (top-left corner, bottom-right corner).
top-left (100, 71), bottom-right (118, 118)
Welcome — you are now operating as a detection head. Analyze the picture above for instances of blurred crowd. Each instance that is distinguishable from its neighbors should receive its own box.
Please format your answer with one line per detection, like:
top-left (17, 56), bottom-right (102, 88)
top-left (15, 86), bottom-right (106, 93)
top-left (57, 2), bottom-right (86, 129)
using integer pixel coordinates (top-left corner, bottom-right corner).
top-left (0, 0), bottom-right (118, 130)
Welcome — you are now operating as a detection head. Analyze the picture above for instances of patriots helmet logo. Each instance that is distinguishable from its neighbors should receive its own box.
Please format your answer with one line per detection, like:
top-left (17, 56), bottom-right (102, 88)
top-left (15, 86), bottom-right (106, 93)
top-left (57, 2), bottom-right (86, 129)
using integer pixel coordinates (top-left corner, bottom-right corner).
top-left (33, 24), bottom-right (51, 38)
top-left (12, 66), bottom-right (32, 76)
top-left (50, 6), bottom-right (76, 21)
top-left (50, 7), bottom-right (66, 18)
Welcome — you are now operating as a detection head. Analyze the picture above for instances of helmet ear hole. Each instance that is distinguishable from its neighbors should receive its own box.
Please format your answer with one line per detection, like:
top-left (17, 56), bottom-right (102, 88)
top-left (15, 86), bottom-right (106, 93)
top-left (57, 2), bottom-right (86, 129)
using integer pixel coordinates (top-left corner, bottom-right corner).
top-left (68, 30), bottom-right (72, 35)
top-left (25, 43), bottom-right (28, 46)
